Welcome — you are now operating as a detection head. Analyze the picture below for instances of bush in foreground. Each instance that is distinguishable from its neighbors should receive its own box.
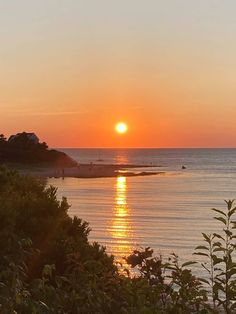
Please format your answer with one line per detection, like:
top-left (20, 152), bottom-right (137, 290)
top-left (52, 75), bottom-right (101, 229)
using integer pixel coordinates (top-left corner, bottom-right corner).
top-left (0, 166), bottom-right (236, 313)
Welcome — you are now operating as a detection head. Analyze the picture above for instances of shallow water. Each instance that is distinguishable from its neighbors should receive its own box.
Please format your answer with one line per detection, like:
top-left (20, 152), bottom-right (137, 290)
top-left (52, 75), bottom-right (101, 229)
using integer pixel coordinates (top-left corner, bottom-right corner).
top-left (49, 149), bottom-right (236, 265)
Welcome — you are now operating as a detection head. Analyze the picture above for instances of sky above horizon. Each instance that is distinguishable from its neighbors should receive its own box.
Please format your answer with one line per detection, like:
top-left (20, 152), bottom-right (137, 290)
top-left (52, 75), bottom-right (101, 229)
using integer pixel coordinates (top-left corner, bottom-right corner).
top-left (1, 1), bottom-right (236, 148)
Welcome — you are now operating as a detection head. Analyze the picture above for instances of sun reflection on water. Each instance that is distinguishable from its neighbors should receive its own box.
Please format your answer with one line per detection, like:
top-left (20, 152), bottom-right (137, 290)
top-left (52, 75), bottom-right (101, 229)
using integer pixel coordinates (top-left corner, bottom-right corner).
top-left (115, 152), bottom-right (129, 165)
top-left (110, 176), bottom-right (134, 265)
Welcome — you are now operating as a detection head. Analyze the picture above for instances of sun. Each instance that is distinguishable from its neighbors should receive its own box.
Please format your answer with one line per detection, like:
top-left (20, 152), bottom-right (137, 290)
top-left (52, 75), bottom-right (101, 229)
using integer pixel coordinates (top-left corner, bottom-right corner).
top-left (115, 122), bottom-right (128, 134)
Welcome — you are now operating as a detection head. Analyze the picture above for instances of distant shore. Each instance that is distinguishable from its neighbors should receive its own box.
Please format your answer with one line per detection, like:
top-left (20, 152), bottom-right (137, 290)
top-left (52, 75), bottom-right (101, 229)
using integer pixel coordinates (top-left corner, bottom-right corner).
top-left (13, 163), bottom-right (164, 179)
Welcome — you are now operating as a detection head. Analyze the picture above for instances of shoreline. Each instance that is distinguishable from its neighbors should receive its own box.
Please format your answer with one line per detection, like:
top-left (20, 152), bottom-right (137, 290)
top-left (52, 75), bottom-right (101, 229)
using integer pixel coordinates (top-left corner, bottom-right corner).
top-left (12, 163), bottom-right (164, 179)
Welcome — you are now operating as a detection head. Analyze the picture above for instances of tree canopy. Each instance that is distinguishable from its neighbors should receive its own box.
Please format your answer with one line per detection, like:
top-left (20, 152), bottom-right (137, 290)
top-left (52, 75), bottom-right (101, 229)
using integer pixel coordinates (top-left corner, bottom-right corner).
top-left (0, 132), bottom-right (76, 167)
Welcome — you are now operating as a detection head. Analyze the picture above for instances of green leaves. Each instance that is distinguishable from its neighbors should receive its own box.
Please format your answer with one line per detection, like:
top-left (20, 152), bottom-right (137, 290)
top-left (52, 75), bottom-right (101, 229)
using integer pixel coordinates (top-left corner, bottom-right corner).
top-left (0, 166), bottom-right (119, 313)
top-left (229, 207), bottom-right (236, 218)
top-left (202, 233), bottom-right (211, 244)
top-left (211, 208), bottom-right (226, 216)
top-left (182, 261), bottom-right (197, 268)
top-left (2, 167), bottom-right (236, 313)
top-left (193, 252), bottom-right (209, 257)
top-left (195, 200), bottom-right (236, 313)
top-left (213, 233), bottom-right (224, 241)
top-left (195, 245), bottom-right (209, 251)
top-left (214, 216), bottom-right (227, 225)
top-left (212, 255), bottom-right (223, 266)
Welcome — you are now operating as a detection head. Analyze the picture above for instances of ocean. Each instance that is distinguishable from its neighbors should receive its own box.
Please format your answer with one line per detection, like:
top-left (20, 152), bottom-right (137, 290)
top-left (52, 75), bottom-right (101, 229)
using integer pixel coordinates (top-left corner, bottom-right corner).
top-left (48, 148), bottom-right (236, 266)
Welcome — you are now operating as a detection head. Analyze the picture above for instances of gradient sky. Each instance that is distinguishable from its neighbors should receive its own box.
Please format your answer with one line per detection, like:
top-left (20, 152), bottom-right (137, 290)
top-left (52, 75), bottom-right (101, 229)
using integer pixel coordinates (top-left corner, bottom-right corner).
top-left (1, 0), bottom-right (236, 147)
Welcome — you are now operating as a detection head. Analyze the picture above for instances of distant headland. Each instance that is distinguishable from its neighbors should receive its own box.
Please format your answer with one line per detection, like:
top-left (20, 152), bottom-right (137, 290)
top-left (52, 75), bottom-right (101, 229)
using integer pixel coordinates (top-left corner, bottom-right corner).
top-left (0, 132), bottom-right (77, 167)
top-left (0, 132), bottom-right (163, 178)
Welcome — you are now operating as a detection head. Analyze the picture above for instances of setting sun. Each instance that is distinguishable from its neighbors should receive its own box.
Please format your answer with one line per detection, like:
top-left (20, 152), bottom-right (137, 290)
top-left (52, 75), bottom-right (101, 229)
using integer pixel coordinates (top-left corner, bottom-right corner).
top-left (115, 122), bottom-right (128, 134)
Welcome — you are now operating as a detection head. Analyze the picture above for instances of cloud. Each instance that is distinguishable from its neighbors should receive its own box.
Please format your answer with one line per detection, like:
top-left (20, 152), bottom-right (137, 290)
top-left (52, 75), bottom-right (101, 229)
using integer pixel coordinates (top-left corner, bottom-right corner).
top-left (1, 107), bottom-right (88, 116)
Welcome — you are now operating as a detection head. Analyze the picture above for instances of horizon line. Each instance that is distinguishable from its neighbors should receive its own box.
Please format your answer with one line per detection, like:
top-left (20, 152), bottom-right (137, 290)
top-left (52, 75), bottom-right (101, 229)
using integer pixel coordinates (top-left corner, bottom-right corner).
top-left (54, 147), bottom-right (236, 150)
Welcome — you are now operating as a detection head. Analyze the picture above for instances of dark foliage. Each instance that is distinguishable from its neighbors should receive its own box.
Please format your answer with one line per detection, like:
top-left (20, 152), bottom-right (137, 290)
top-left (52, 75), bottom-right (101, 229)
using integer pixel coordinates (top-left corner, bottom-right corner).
top-left (0, 132), bottom-right (76, 166)
top-left (0, 166), bottom-right (236, 313)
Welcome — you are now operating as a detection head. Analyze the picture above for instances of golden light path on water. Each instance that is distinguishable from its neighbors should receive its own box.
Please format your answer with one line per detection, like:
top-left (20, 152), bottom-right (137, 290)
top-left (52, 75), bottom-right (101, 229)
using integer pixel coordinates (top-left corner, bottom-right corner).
top-left (110, 176), bottom-right (133, 265)
top-left (48, 148), bottom-right (236, 279)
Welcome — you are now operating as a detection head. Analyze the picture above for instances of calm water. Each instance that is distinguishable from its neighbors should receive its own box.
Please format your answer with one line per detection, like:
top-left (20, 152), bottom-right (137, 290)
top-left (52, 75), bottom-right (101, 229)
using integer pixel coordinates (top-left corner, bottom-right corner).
top-left (49, 149), bottom-right (236, 265)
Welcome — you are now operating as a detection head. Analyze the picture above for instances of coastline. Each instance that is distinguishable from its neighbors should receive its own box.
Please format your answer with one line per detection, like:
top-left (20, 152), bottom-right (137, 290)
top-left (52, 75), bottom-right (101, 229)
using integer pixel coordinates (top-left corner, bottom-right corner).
top-left (13, 163), bottom-right (164, 178)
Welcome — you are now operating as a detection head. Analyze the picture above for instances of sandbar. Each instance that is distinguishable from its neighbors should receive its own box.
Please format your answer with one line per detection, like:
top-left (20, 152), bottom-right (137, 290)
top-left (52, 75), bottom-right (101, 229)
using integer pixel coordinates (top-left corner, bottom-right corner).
top-left (15, 163), bottom-right (164, 178)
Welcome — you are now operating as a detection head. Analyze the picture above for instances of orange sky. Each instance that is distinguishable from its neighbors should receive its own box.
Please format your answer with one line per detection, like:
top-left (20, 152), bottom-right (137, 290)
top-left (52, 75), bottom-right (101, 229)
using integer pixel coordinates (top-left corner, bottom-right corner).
top-left (1, 1), bottom-right (236, 148)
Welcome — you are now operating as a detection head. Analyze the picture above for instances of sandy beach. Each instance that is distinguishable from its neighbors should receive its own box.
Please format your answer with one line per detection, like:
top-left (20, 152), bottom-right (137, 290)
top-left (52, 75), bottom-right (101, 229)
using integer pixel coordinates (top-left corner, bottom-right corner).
top-left (16, 163), bottom-right (163, 178)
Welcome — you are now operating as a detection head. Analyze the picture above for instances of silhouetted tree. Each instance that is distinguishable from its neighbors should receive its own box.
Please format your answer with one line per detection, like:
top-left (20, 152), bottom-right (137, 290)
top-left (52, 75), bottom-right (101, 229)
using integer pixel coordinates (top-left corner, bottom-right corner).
top-left (0, 134), bottom-right (6, 142)
top-left (0, 132), bottom-right (76, 166)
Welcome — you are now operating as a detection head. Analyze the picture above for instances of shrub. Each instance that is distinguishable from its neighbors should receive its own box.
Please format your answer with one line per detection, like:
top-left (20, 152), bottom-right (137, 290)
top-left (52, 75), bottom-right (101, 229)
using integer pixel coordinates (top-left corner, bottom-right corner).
top-left (1, 166), bottom-right (236, 313)
top-left (194, 200), bottom-right (236, 313)
top-left (0, 166), bottom-right (117, 313)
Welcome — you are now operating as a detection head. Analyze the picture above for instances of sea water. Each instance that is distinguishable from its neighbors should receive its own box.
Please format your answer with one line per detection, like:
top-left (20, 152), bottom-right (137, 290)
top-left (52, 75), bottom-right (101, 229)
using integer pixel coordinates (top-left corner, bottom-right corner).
top-left (48, 149), bottom-right (236, 266)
